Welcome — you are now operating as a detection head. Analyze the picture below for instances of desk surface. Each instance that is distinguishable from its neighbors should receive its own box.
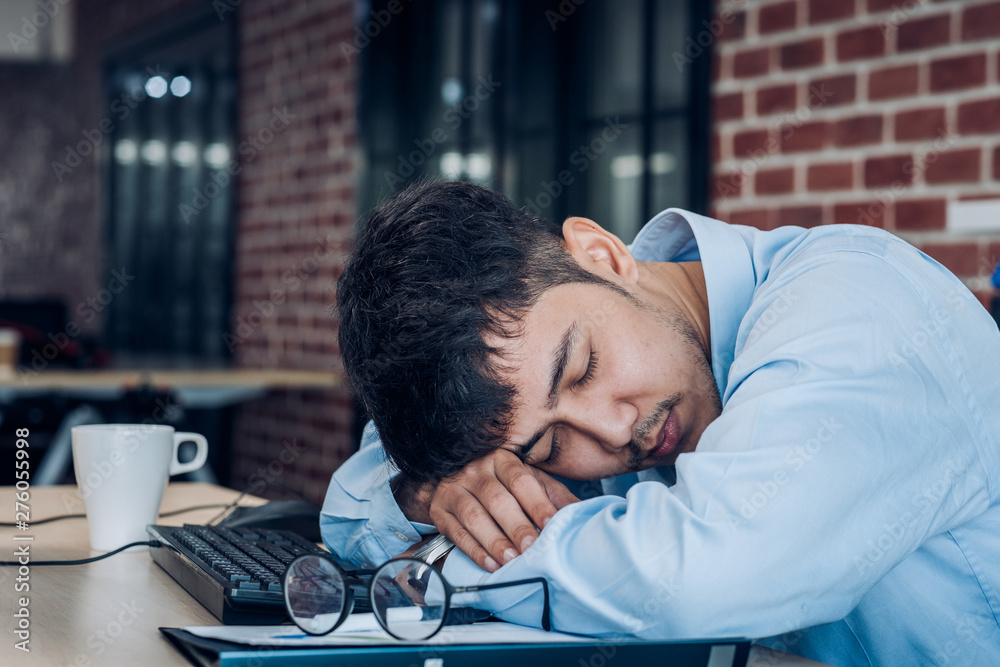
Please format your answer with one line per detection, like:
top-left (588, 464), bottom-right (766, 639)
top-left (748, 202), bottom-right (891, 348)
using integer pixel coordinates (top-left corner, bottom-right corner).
top-left (0, 483), bottom-right (266, 666)
top-left (0, 484), bottom-right (828, 667)
top-left (0, 367), bottom-right (341, 391)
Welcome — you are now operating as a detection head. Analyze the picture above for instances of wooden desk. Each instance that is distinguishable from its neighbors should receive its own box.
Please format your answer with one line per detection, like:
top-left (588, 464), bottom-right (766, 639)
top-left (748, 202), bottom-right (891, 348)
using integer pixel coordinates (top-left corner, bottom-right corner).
top-left (0, 368), bottom-right (341, 392)
top-left (0, 483), bottom-right (265, 666)
top-left (0, 484), bottom-right (828, 667)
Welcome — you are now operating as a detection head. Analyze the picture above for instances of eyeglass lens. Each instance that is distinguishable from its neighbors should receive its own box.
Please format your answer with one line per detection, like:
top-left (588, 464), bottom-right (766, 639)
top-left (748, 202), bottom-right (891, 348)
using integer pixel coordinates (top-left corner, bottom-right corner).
top-left (284, 556), bottom-right (348, 635)
top-left (371, 559), bottom-right (447, 640)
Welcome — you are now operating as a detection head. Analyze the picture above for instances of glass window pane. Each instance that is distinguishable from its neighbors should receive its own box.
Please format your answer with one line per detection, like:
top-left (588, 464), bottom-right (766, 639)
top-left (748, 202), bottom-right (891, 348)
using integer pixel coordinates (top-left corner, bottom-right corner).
top-left (651, 117), bottom-right (689, 212)
top-left (512, 133), bottom-right (559, 219)
top-left (584, 0), bottom-right (644, 118)
top-left (584, 123), bottom-right (642, 243)
top-left (469, 0), bottom-right (498, 145)
top-left (654, 0), bottom-right (690, 109)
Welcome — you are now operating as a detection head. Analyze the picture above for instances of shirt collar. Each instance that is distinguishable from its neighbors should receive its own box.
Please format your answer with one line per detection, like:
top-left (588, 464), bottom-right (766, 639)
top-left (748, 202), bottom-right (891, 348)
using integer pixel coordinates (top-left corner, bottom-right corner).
top-left (628, 208), bottom-right (756, 398)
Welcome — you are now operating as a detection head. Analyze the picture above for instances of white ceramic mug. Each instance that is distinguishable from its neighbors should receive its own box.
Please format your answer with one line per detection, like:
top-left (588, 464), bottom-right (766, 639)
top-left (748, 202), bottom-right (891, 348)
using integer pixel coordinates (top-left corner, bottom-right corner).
top-left (71, 424), bottom-right (209, 551)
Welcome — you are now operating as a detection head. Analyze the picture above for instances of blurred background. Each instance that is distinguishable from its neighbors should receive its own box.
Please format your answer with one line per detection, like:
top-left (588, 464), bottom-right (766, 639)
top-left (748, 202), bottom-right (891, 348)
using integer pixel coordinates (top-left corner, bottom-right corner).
top-left (0, 0), bottom-right (998, 502)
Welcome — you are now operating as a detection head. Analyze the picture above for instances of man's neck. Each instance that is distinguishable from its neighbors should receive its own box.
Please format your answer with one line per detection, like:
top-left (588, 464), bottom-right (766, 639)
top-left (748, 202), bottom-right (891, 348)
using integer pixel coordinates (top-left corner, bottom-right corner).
top-left (635, 260), bottom-right (712, 360)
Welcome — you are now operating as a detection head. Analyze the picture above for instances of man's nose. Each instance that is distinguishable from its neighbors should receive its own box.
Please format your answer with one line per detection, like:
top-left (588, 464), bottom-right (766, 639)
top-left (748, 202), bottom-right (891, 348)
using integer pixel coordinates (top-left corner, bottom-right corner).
top-left (572, 399), bottom-right (638, 453)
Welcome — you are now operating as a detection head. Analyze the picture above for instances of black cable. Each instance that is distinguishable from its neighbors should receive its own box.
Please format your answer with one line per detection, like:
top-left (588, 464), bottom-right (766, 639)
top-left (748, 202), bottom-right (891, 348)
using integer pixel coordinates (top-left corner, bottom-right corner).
top-left (0, 540), bottom-right (160, 566)
top-left (0, 503), bottom-right (237, 527)
top-left (0, 513), bottom-right (85, 526)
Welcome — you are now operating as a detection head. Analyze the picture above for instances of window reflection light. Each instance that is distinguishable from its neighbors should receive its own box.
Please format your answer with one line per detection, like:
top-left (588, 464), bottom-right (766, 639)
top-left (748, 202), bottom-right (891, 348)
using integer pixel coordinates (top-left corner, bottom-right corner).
top-left (611, 153), bottom-right (677, 179)
top-left (466, 153), bottom-right (491, 181)
top-left (611, 155), bottom-right (643, 179)
top-left (141, 140), bottom-right (167, 164)
top-left (440, 151), bottom-right (463, 178)
top-left (650, 152), bottom-right (676, 175)
top-left (172, 141), bottom-right (198, 166)
top-left (145, 76), bottom-right (168, 98)
top-left (204, 143), bottom-right (231, 168)
top-left (114, 139), bottom-right (138, 164)
top-left (170, 76), bottom-right (192, 97)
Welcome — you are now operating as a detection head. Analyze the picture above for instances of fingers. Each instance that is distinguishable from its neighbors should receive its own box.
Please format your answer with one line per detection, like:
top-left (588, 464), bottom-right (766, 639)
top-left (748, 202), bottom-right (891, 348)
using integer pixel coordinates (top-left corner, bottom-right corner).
top-left (424, 449), bottom-right (582, 574)
top-left (492, 453), bottom-right (561, 540)
top-left (430, 498), bottom-right (502, 573)
top-left (469, 474), bottom-right (543, 555)
top-left (532, 468), bottom-right (581, 510)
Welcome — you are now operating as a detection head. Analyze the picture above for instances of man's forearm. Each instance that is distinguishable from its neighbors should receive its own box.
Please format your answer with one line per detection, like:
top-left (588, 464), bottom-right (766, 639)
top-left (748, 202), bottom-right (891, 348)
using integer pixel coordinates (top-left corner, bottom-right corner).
top-left (391, 474), bottom-right (434, 525)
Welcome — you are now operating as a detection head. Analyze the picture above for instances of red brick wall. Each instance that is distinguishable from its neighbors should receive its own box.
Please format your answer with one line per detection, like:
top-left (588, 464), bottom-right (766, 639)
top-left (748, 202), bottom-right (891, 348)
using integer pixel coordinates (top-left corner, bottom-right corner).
top-left (228, 0), bottom-right (358, 503)
top-left (710, 0), bottom-right (1000, 306)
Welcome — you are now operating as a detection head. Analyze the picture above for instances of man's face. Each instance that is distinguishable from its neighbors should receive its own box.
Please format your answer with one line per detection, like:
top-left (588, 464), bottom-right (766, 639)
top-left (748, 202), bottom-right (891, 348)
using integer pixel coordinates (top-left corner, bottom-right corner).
top-left (492, 277), bottom-right (723, 481)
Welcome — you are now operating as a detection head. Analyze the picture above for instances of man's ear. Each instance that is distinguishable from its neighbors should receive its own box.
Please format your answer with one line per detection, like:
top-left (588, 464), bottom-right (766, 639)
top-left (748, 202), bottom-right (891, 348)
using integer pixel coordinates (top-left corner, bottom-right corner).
top-left (562, 217), bottom-right (640, 284)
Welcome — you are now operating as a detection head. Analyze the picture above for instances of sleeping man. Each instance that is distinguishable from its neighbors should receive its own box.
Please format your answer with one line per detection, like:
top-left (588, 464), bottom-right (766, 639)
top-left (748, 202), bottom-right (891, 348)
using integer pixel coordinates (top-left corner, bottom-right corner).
top-left (321, 180), bottom-right (1000, 666)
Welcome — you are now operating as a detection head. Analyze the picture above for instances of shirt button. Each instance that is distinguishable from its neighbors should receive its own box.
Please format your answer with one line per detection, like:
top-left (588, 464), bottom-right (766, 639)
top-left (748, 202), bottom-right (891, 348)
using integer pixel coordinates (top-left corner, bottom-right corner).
top-left (393, 530), bottom-right (409, 542)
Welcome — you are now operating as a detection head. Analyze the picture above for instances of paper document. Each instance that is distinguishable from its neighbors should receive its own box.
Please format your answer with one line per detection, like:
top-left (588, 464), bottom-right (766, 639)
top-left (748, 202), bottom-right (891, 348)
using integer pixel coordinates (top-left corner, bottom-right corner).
top-left (185, 615), bottom-right (594, 647)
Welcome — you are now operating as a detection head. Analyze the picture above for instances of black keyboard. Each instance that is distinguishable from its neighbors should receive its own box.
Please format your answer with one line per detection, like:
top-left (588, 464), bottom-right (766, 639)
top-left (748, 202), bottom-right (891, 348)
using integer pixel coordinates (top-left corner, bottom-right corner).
top-left (147, 524), bottom-right (367, 625)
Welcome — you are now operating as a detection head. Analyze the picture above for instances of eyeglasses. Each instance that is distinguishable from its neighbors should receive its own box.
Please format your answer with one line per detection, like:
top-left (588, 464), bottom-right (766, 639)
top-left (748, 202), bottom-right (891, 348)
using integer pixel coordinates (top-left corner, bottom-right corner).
top-left (283, 554), bottom-right (551, 640)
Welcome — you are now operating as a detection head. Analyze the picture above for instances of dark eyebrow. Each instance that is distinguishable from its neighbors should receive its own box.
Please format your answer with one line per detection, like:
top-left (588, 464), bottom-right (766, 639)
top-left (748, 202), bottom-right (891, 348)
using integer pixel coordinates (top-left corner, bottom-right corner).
top-left (510, 321), bottom-right (579, 462)
top-left (547, 321), bottom-right (579, 411)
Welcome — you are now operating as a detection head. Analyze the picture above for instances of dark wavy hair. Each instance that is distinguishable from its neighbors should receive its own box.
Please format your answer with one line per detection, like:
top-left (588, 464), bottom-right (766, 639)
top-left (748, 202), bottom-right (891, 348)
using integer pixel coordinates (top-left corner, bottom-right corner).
top-left (336, 180), bottom-right (627, 482)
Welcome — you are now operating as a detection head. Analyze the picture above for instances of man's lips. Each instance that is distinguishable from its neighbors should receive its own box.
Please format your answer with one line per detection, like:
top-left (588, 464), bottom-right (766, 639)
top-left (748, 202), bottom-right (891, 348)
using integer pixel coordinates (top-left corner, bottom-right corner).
top-left (648, 410), bottom-right (681, 458)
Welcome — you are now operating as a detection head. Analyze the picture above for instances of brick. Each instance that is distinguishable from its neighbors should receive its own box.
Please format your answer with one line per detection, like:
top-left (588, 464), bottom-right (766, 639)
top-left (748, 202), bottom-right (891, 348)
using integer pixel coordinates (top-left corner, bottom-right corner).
top-left (734, 47), bottom-right (770, 78)
top-left (895, 199), bottom-right (947, 231)
top-left (711, 132), bottom-right (722, 162)
top-left (781, 121), bottom-right (829, 152)
top-left (957, 97), bottom-right (1000, 134)
top-left (778, 205), bottom-right (824, 228)
top-left (810, 73), bottom-right (856, 107)
top-left (809, 0), bottom-right (855, 23)
top-left (712, 53), bottom-right (723, 82)
top-left (986, 242), bottom-right (1000, 275)
top-left (898, 14), bottom-right (951, 51)
top-left (713, 172), bottom-right (744, 199)
top-left (834, 115), bottom-right (883, 146)
top-left (759, 1), bottom-right (798, 33)
top-left (719, 9), bottom-right (747, 41)
top-left (994, 147), bottom-right (1000, 180)
top-left (714, 92), bottom-right (744, 121)
top-left (734, 129), bottom-right (774, 156)
top-left (807, 162), bottom-right (853, 190)
top-left (729, 208), bottom-right (774, 230)
top-left (757, 84), bottom-right (797, 114)
top-left (924, 148), bottom-right (981, 184)
top-left (833, 200), bottom-right (887, 227)
top-left (837, 26), bottom-right (886, 61)
top-left (896, 108), bottom-right (948, 143)
top-left (866, 0), bottom-right (899, 11)
top-left (869, 64), bottom-right (919, 100)
top-left (962, 2), bottom-right (1000, 40)
top-left (781, 38), bottom-right (824, 70)
top-left (865, 154), bottom-right (914, 187)
top-left (930, 54), bottom-right (987, 92)
top-left (755, 167), bottom-right (795, 194)
top-left (920, 242), bottom-right (981, 276)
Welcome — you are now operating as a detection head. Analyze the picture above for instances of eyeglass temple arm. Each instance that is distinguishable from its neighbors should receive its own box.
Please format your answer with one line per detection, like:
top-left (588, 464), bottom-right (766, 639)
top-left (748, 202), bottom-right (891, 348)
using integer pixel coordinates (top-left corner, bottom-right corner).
top-left (456, 577), bottom-right (551, 632)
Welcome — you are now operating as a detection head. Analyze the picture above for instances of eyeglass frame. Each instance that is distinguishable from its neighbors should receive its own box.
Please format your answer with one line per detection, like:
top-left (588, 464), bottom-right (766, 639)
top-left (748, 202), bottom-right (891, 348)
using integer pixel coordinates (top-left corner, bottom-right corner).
top-left (282, 554), bottom-right (552, 640)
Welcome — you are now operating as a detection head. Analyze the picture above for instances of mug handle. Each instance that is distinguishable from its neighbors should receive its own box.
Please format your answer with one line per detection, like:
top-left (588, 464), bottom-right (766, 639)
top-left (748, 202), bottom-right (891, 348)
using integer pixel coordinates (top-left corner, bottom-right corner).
top-left (170, 432), bottom-right (209, 476)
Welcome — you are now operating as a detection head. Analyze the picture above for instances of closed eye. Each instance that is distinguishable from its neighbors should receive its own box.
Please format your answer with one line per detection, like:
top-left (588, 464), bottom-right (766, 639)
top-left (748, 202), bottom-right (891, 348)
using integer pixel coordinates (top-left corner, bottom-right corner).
top-left (574, 348), bottom-right (598, 389)
top-left (544, 428), bottom-right (563, 465)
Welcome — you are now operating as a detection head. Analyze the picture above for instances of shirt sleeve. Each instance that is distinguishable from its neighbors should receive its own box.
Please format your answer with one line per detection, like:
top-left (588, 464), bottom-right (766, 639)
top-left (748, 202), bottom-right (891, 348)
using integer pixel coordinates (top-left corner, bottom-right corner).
top-left (443, 245), bottom-right (997, 640)
top-left (320, 420), bottom-right (438, 568)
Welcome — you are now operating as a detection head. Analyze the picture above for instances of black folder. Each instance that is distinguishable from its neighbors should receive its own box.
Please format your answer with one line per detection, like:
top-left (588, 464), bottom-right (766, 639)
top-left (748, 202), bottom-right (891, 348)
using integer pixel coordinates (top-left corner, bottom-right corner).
top-left (160, 627), bottom-right (751, 667)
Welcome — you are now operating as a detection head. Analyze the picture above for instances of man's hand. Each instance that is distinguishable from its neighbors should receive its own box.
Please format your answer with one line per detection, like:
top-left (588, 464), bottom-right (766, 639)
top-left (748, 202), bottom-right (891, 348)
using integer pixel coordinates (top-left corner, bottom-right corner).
top-left (424, 449), bottom-right (579, 572)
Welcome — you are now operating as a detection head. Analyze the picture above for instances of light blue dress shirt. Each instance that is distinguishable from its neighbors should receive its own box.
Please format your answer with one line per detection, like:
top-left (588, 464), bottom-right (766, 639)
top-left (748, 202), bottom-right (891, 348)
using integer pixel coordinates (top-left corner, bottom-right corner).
top-left (321, 209), bottom-right (1000, 666)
